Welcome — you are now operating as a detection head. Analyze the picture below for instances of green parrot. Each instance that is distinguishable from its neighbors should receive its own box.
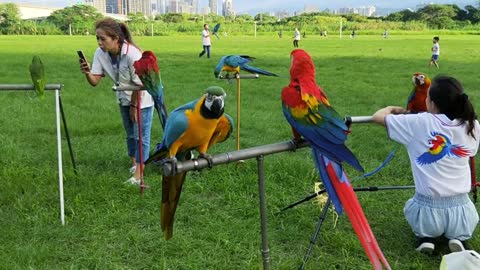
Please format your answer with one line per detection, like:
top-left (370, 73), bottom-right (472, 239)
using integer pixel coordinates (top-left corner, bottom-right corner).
top-left (29, 55), bottom-right (46, 99)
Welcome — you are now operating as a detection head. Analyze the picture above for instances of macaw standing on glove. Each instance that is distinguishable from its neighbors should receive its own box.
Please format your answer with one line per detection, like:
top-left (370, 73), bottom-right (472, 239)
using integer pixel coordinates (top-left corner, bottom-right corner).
top-left (133, 51), bottom-right (168, 129)
top-left (29, 55), bottom-right (46, 99)
top-left (407, 72), bottom-right (431, 113)
top-left (281, 49), bottom-right (391, 270)
top-left (146, 86), bottom-right (233, 240)
top-left (214, 55), bottom-right (279, 78)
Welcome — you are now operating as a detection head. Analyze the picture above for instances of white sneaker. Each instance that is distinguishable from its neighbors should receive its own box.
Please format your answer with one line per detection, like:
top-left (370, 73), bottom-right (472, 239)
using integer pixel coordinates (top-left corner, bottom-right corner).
top-left (129, 166), bottom-right (136, 175)
top-left (125, 177), bottom-right (140, 185)
top-left (416, 242), bottom-right (435, 254)
top-left (449, 239), bottom-right (465, 253)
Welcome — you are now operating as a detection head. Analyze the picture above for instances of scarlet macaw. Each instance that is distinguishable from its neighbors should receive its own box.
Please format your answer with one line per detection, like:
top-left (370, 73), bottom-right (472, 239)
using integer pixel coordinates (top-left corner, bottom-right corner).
top-left (29, 55), bottom-right (46, 99)
top-left (133, 51), bottom-right (168, 129)
top-left (146, 86), bottom-right (233, 240)
top-left (214, 55), bottom-right (278, 78)
top-left (281, 49), bottom-right (391, 270)
top-left (407, 72), bottom-right (431, 113)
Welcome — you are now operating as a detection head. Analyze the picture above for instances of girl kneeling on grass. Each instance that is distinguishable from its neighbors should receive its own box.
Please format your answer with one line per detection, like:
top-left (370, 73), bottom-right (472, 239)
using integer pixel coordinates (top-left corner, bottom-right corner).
top-left (372, 75), bottom-right (479, 254)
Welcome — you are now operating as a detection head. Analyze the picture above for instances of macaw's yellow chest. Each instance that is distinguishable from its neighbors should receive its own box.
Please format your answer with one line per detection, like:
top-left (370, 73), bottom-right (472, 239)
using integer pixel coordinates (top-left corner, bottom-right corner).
top-left (175, 108), bottom-right (220, 153)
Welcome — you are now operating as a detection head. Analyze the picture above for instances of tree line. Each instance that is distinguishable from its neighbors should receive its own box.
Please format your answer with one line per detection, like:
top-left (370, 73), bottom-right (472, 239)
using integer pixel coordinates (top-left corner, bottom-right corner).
top-left (1, 3), bottom-right (480, 36)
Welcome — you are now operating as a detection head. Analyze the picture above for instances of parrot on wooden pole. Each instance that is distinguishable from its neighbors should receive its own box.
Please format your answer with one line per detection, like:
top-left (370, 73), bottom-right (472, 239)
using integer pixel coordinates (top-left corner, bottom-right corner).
top-left (146, 86), bottom-right (233, 240)
top-left (214, 55), bottom-right (279, 78)
top-left (29, 55), bottom-right (46, 99)
top-left (281, 49), bottom-right (391, 270)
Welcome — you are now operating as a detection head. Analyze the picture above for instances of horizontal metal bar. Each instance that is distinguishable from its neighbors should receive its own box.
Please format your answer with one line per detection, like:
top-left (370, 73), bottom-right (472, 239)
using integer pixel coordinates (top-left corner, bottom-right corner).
top-left (349, 116), bottom-right (373, 123)
top-left (163, 140), bottom-right (310, 176)
top-left (162, 116), bottom-right (376, 176)
top-left (218, 74), bottom-right (259, 80)
top-left (0, 84), bottom-right (63, 91)
top-left (112, 85), bottom-right (145, 91)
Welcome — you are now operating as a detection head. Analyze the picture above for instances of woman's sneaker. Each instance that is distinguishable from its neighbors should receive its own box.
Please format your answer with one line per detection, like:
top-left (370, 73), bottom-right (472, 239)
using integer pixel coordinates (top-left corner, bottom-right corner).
top-left (125, 177), bottom-right (140, 185)
top-left (449, 239), bottom-right (466, 252)
top-left (416, 237), bottom-right (435, 254)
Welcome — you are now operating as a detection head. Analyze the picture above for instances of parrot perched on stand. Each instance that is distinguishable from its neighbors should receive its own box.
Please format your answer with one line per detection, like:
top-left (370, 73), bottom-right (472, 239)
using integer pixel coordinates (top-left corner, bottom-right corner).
top-left (407, 72), bottom-right (431, 113)
top-left (133, 51), bottom-right (168, 130)
top-left (212, 23), bottom-right (221, 39)
top-left (29, 55), bottom-right (46, 99)
top-left (146, 86), bottom-right (233, 240)
top-left (214, 55), bottom-right (279, 78)
top-left (281, 49), bottom-right (391, 270)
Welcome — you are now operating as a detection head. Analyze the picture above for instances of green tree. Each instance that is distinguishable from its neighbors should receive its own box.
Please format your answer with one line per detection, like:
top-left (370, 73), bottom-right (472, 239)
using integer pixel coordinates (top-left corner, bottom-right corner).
top-left (254, 13), bottom-right (277, 23)
top-left (128, 12), bottom-right (147, 23)
top-left (47, 5), bottom-right (102, 33)
top-left (465, 5), bottom-right (480, 23)
top-left (0, 3), bottom-right (21, 34)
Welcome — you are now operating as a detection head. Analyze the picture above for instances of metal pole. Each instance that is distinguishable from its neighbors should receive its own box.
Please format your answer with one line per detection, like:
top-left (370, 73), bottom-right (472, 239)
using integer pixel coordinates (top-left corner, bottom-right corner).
top-left (300, 199), bottom-right (331, 270)
top-left (55, 90), bottom-right (65, 225)
top-left (257, 155), bottom-right (270, 270)
top-left (59, 96), bottom-right (77, 175)
top-left (236, 73), bottom-right (241, 150)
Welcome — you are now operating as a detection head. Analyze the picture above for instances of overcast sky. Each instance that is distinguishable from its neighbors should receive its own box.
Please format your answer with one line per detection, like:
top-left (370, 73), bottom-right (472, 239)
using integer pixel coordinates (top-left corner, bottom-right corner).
top-left (1, 0), bottom-right (475, 12)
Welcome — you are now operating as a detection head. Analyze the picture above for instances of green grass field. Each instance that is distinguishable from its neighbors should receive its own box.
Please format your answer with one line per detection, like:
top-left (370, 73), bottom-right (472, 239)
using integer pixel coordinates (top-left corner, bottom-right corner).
top-left (1, 34), bottom-right (480, 269)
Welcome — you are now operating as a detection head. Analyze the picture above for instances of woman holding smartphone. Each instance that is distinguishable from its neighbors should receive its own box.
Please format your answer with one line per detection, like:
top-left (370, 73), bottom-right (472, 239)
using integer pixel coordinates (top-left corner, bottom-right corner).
top-left (78, 18), bottom-right (154, 185)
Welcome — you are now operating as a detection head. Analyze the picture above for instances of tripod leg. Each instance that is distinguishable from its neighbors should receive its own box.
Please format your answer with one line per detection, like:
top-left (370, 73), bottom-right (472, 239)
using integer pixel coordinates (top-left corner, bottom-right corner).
top-left (59, 96), bottom-right (78, 175)
top-left (299, 198), bottom-right (332, 270)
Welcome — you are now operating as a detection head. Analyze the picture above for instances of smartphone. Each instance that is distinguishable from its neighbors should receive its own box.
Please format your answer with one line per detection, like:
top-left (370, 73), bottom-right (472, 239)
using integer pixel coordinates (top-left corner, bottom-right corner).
top-left (77, 50), bottom-right (87, 62)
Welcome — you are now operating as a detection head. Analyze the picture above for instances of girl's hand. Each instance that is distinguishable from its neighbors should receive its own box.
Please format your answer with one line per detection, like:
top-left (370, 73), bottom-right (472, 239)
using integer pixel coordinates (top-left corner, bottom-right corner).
top-left (79, 59), bottom-right (91, 74)
top-left (129, 105), bottom-right (137, 122)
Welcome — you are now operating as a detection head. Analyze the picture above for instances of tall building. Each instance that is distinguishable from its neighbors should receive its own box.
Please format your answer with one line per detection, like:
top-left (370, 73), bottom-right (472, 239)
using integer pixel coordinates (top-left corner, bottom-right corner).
top-left (208, 0), bottom-right (217, 15)
top-left (167, 0), bottom-right (179, 13)
top-left (222, 0), bottom-right (234, 17)
top-left (154, 0), bottom-right (166, 14)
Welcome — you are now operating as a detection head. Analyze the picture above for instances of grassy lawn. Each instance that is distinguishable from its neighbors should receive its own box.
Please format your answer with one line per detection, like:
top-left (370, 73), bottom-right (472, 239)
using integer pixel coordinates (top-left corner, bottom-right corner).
top-left (0, 34), bottom-right (480, 269)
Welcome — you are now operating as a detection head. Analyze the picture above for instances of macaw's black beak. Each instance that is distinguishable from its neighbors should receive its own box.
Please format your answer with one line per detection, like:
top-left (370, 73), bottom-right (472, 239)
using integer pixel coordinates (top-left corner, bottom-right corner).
top-left (211, 98), bottom-right (224, 113)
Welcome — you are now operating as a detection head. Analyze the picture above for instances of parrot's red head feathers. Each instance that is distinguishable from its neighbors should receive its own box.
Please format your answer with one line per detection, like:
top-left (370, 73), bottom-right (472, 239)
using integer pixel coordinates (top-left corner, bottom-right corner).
top-left (288, 49), bottom-right (325, 101)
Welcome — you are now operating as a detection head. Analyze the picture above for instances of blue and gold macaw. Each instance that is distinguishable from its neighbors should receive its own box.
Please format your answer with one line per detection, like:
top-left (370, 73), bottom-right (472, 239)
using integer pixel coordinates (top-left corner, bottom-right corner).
top-left (214, 55), bottom-right (278, 78)
top-left (281, 49), bottom-right (391, 270)
top-left (146, 86), bottom-right (233, 240)
top-left (212, 23), bottom-right (221, 39)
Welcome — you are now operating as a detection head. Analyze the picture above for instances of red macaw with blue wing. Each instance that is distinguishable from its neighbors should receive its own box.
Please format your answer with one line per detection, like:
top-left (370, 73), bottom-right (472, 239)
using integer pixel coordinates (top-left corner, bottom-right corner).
top-left (281, 49), bottom-right (391, 270)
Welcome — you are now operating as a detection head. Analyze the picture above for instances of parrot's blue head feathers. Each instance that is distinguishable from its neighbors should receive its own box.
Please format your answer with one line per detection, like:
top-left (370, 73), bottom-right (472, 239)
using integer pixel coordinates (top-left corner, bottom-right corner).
top-left (214, 56), bottom-right (228, 78)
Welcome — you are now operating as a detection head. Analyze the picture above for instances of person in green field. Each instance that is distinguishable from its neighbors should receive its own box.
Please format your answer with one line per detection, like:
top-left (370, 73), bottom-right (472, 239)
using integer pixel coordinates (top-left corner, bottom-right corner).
top-left (372, 75), bottom-right (479, 254)
top-left (78, 18), bottom-right (154, 185)
top-left (430, 36), bottom-right (440, 68)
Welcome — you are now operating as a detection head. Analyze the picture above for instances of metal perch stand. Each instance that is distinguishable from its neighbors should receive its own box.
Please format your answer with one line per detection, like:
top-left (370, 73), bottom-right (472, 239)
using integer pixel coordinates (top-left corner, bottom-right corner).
top-left (162, 115), bottom-right (397, 269)
top-left (0, 84), bottom-right (76, 225)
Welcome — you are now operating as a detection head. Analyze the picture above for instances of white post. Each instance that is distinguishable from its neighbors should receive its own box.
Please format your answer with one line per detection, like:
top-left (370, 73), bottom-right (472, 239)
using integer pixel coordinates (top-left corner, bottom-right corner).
top-left (55, 90), bottom-right (65, 225)
top-left (151, 23), bottom-right (154, 37)
top-left (69, 23), bottom-right (72, 36)
top-left (254, 21), bottom-right (257, 37)
top-left (339, 19), bottom-right (342, 39)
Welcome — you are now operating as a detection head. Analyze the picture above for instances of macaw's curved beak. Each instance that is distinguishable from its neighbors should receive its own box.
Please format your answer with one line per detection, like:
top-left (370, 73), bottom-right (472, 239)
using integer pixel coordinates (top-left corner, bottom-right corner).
top-left (211, 98), bottom-right (224, 113)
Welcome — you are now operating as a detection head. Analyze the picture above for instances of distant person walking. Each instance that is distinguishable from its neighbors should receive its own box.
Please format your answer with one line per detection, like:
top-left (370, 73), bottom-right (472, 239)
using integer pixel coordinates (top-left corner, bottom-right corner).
top-left (430, 36), bottom-right (440, 69)
top-left (199, 23), bottom-right (211, 58)
top-left (293, 28), bottom-right (300, 48)
top-left (351, 30), bottom-right (356, 38)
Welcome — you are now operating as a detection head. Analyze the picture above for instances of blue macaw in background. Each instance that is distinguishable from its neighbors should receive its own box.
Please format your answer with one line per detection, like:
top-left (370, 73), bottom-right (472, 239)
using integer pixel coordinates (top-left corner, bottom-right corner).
top-left (214, 55), bottom-right (279, 78)
top-left (281, 49), bottom-right (391, 270)
top-left (212, 23), bottom-right (221, 39)
top-left (146, 86), bottom-right (233, 240)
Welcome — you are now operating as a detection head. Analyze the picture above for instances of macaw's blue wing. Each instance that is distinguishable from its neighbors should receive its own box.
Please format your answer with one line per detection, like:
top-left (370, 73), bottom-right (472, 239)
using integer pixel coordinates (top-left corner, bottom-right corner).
top-left (406, 89), bottom-right (415, 108)
top-left (242, 64), bottom-right (279, 77)
top-left (224, 55), bottom-right (253, 68)
top-left (147, 99), bottom-right (199, 163)
top-left (282, 103), bottom-right (363, 172)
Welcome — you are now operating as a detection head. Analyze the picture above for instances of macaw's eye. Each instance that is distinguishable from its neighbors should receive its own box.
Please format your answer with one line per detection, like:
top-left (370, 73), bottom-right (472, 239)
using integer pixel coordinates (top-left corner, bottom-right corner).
top-left (206, 94), bottom-right (214, 102)
top-left (419, 75), bottom-right (425, 79)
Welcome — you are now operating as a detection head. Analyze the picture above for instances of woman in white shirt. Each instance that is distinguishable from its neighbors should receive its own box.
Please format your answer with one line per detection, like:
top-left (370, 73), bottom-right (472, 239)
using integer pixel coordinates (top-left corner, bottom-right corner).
top-left (79, 18), bottom-right (154, 185)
